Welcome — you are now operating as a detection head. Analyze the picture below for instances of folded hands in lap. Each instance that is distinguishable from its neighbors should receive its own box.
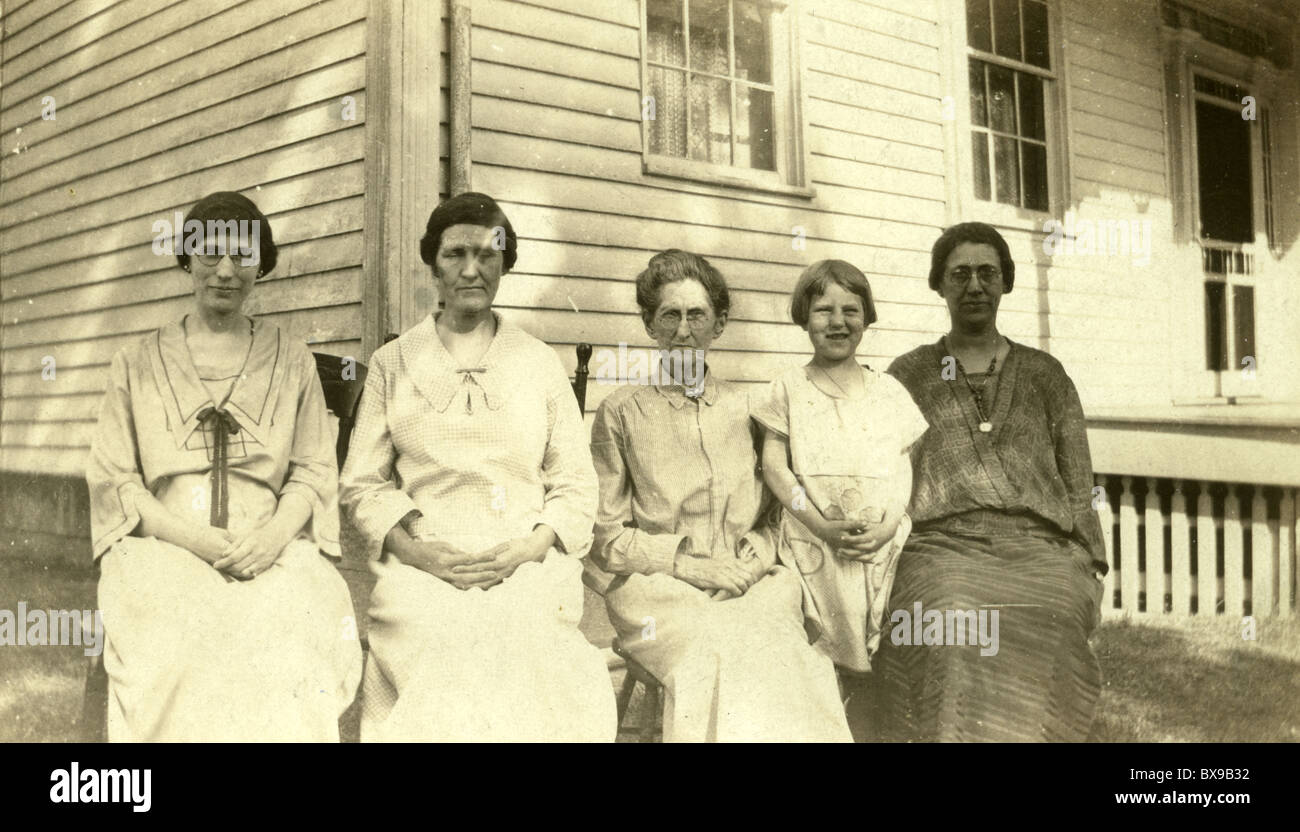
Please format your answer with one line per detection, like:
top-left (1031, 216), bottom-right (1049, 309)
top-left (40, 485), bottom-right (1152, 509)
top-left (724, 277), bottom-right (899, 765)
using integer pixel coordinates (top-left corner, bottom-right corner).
top-left (212, 525), bottom-right (294, 580)
top-left (404, 526), bottom-right (556, 591)
top-left (676, 544), bottom-right (767, 601)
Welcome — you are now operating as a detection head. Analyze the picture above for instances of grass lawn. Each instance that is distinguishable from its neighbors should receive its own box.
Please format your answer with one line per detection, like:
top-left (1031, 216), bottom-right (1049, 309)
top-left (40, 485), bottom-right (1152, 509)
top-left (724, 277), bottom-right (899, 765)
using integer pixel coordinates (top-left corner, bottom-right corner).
top-left (2, 558), bottom-right (1297, 742)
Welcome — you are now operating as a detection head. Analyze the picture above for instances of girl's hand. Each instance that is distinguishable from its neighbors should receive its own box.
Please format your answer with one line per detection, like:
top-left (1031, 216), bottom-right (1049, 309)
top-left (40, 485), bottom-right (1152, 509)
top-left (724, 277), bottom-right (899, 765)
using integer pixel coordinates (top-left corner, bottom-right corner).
top-left (835, 522), bottom-right (897, 558)
top-left (214, 526), bottom-right (291, 579)
top-left (811, 518), bottom-right (871, 548)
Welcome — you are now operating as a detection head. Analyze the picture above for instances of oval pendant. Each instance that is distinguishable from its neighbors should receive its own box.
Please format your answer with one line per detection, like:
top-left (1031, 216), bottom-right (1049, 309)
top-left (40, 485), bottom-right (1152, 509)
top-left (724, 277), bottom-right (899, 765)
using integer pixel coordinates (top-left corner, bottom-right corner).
top-left (979, 421), bottom-right (993, 433)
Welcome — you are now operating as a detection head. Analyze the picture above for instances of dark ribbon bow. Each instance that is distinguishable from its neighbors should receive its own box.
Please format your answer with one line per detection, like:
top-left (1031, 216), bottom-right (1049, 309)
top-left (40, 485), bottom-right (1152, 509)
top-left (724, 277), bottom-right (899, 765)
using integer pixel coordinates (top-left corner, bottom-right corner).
top-left (197, 407), bottom-right (241, 529)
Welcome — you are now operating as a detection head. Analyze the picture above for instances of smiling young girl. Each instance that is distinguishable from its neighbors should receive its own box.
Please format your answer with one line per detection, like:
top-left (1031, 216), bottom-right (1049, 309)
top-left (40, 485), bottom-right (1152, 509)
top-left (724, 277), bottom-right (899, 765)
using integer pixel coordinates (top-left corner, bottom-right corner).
top-left (752, 260), bottom-right (928, 673)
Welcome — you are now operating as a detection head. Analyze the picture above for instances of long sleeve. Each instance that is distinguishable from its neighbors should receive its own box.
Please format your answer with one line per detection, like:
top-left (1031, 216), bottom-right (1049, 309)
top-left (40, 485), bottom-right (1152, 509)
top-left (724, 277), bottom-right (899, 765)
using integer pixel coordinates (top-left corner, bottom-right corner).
top-left (1051, 367), bottom-right (1108, 574)
top-left (589, 396), bottom-right (688, 576)
top-left (536, 358), bottom-right (599, 555)
top-left (85, 350), bottom-right (149, 561)
top-left (338, 354), bottom-right (420, 561)
top-left (279, 347), bottom-right (343, 557)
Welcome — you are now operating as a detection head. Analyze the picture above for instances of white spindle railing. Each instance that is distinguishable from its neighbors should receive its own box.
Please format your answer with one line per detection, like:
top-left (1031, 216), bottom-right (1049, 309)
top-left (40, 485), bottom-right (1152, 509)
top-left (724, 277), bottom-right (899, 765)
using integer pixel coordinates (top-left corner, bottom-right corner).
top-left (1095, 475), bottom-right (1299, 618)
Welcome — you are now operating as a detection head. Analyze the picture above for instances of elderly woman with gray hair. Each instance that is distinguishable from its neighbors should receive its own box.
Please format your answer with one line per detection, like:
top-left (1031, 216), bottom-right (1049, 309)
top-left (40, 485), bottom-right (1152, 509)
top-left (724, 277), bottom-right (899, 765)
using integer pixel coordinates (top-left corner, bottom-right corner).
top-left (341, 192), bottom-right (616, 741)
top-left (586, 249), bottom-right (852, 742)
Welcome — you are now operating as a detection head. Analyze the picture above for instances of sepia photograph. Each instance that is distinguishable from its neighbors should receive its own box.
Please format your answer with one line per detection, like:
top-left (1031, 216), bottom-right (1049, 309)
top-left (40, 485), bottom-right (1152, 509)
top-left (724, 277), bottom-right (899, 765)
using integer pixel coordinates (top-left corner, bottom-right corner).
top-left (0, 0), bottom-right (1297, 765)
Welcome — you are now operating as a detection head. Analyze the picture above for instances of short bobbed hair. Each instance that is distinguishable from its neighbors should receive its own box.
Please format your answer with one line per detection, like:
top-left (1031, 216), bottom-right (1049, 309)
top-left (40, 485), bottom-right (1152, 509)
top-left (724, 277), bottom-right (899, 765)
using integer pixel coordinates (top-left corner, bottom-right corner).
top-left (419, 191), bottom-right (517, 273)
top-left (927, 221), bottom-right (1015, 293)
top-left (175, 191), bottom-right (277, 277)
top-left (789, 259), bottom-right (877, 328)
top-left (635, 249), bottom-right (730, 328)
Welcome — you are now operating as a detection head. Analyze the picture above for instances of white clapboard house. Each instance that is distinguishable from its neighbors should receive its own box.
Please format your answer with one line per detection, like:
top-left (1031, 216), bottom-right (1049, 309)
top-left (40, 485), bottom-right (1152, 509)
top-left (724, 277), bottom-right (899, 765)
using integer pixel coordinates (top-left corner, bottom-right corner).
top-left (1, 0), bottom-right (1297, 620)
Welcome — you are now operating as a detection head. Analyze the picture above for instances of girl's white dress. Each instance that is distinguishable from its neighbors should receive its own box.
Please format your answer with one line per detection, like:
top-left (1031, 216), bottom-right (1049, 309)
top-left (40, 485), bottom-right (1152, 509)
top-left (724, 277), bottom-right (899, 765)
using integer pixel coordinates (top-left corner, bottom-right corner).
top-left (751, 365), bottom-right (928, 671)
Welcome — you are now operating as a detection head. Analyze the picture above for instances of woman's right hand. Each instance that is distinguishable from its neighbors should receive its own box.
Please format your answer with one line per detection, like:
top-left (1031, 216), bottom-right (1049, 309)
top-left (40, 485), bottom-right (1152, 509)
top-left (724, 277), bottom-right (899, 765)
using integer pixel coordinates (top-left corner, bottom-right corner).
top-left (406, 540), bottom-right (506, 590)
top-left (673, 552), bottom-right (761, 596)
top-left (190, 525), bottom-right (235, 565)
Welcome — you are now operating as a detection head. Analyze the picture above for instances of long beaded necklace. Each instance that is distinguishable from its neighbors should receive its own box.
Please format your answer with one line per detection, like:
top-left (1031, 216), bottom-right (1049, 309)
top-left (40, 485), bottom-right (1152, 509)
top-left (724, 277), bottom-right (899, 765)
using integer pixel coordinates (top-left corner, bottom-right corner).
top-left (944, 336), bottom-right (1000, 433)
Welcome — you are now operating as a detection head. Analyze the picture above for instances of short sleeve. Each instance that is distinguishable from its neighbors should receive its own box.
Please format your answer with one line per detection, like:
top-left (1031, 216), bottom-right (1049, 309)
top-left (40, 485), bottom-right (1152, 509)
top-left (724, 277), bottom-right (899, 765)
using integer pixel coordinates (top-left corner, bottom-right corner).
top-left (882, 373), bottom-right (929, 451)
top-left (750, 374), bottom-right (791, 438)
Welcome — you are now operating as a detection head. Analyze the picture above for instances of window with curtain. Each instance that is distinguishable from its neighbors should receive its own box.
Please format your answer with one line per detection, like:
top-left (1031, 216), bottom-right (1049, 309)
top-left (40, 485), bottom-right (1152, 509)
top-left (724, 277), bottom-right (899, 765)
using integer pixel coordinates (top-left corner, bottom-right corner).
top-left (965, 0), bottom-right (1054, 212)
top-left (644, 0), bottom-right (793, 182)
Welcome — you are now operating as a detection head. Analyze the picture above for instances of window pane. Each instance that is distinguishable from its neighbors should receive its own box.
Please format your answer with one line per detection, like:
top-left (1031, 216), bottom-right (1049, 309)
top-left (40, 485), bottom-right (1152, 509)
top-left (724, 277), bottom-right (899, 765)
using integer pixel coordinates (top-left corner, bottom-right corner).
top-left (1195, 100), bottom-right (1254, 243)
top-left (992, 0), bottom-right (1022, 61)
top-left (994, 134), bottom-right (1020, 204)
top-left (972, 132), bottom-right (991, 200)
top-left (966, 0), bottom-right (992, 52)
top-left (1204, 281), bottom-right (1227, 371)
top-left (1232, 285), bottom-right (1255, 365)
top-left (1017, 72), bottom-right (1044, 140)
top-left (1021, 141), bottom-right (1048, 211)
top-left (647, 0), bottom-right (686, 66)
top-left (688, 73), bottom-right (732, 164)
top-left (969, 59), bottom-right (988, 127)
top-left (988, 64), bottom-right (1017, 133)
top-left (735, 84), bottom-right (775, 170)
top-left (648, 66), bottom-right (688, 157)
top-left (734, 0), bottom-right (771, 84)
top-left (1023, 0), bottom-right (1050, 69)
top-left (689, 0), bottom-right (729, 74)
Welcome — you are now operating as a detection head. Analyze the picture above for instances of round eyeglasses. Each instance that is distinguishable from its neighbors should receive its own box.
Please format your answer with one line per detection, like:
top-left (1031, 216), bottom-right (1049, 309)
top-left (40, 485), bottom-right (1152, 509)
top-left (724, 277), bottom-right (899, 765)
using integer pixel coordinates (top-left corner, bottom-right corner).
top-left (943, 265), bottom-right (1002, 289)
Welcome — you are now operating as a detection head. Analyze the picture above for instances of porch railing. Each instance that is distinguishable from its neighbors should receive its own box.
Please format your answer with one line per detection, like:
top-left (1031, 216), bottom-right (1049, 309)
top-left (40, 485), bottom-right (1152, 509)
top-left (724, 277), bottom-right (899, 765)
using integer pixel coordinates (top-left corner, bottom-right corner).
top-left (1094, 474), bottom-right (1297, 618)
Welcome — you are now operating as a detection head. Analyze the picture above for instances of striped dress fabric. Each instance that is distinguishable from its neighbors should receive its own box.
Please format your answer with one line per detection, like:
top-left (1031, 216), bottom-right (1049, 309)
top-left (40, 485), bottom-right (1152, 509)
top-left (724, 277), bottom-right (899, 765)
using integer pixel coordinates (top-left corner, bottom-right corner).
top-left (879, 340), bottom-right (1107, 742)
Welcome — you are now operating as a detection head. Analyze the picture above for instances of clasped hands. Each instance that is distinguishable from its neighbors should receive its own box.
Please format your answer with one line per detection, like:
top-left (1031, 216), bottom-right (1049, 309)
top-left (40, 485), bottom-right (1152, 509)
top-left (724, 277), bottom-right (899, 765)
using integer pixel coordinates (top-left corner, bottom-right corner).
top-left (808, 508), bottom-right (896, 563)
top-left (400, 526), bottom-right (555, 590)
top-left (674, 541), bottom-right (768, 601)
top-left (192, 524), bottom-right (291, 580)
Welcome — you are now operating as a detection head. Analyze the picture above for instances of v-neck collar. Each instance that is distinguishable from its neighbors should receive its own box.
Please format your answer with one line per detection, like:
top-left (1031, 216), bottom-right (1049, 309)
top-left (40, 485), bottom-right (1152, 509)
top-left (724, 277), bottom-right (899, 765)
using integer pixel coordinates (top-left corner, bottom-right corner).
top-left (151, 317), bottom-right (284, 449)
top-left (399, 311), bottom-right (520, 413)
top-left (935, 336), bottom-right (1021, 503)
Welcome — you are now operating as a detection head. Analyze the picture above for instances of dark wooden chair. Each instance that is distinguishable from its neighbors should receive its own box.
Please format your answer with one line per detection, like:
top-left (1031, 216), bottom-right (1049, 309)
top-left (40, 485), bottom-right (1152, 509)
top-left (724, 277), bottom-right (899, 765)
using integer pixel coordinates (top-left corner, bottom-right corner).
top-left (78, 351), bottom-right (373, 742)
top-left (568, 344), bottom-right (665, 741)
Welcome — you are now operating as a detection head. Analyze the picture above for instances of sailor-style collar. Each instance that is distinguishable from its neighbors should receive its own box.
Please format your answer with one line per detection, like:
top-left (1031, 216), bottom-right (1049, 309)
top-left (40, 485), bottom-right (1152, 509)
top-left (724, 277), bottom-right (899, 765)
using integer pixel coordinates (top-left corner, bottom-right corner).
top-left (149, 317), bottom-right (286, 450)
top-left (397, 312), bottom-right (533, 415)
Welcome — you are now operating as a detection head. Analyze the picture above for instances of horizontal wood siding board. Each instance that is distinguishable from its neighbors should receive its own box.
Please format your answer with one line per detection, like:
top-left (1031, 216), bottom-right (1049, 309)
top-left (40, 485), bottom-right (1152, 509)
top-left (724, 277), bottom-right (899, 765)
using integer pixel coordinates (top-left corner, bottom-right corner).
top-left (472, 0), bottom-right (638, 57)
top-left (473, 61), bottom-right (640, 121)
top-left (471, 26), bottom-right (638, 90)
top-left (0, 0), bottom-right (364, 165)
top-left (804, 14), bottom-right (939, 75)
top-left (2, 130), bottom-right (366, 276)
top-left (2, 56), bottom-right (366, 207)
top-left (0, 0), bottom-right (83, 43)
top-left (4, 232), bottom-right (363, 325)
top-left (472, 163), bottom-right (941, 247)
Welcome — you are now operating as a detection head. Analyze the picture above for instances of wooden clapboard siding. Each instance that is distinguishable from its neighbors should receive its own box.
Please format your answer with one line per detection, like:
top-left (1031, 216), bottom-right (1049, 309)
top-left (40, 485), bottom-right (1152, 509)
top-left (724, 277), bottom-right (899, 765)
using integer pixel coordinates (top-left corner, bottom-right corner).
top-left (460, 0), bottom-right (951, 414)
top-left (0, 0), bottom-right (371, 475)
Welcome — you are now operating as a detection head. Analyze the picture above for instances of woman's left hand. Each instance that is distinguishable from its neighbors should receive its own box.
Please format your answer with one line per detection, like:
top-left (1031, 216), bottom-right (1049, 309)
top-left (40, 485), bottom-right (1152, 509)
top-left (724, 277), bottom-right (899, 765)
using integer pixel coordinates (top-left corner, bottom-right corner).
top-left (708, 551), bottom-right (767, 601)
top-left (450, 525), bottom-right (555, 589)
top-left (213, 526), bottom-right (291, 579)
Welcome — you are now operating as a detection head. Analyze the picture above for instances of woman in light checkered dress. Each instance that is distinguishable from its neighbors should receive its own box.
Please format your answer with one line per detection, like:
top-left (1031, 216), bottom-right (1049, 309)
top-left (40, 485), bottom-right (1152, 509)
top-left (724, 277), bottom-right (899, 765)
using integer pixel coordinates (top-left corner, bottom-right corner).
top-left (340, 193), bottom-right (616, 741)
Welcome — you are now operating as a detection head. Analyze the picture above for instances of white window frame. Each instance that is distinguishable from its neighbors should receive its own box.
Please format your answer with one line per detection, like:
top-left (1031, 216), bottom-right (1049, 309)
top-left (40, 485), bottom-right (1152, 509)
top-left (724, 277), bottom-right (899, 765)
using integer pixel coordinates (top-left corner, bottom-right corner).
top-left (1162, 23), bottom-right (1282, 401)
top-left (944, 0), bottom-right (1070, 229)
top-left (638, 0), bottom-right (812, 197)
